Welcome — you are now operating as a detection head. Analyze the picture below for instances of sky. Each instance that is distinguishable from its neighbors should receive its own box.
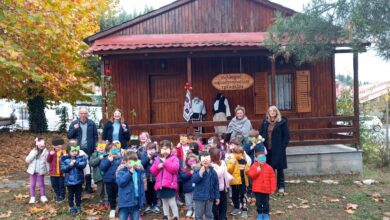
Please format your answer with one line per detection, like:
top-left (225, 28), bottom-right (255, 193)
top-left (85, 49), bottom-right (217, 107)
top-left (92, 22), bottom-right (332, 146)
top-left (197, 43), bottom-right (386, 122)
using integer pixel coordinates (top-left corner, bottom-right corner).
top-left (119, 0), bottom-right (390, 83)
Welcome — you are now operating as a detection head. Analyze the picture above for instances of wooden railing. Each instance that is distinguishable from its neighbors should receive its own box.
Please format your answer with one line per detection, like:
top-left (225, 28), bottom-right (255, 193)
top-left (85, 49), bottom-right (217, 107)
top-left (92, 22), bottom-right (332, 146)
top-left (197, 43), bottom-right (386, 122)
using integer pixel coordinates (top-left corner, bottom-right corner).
top-left (129, 115), bottom-right (358, 148)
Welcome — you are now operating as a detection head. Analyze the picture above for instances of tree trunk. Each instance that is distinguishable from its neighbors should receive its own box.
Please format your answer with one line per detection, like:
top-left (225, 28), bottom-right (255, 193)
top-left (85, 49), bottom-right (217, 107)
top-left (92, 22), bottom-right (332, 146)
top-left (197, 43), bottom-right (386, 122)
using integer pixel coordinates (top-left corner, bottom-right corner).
top-left (27, 95), bottom-right (48, 133)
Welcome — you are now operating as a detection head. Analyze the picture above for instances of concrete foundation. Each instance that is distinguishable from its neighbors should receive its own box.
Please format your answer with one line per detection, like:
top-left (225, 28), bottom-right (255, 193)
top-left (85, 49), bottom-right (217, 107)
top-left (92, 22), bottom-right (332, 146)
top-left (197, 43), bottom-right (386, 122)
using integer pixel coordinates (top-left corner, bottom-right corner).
top-left (285, 144), bottom-right (363, 176)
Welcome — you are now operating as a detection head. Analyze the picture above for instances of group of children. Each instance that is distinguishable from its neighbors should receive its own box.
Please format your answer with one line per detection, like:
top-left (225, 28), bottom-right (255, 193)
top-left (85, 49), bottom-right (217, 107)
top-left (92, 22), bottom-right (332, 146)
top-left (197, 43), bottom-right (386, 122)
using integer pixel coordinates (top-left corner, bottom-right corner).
top-left (26, 130), bottom-right (276, 220)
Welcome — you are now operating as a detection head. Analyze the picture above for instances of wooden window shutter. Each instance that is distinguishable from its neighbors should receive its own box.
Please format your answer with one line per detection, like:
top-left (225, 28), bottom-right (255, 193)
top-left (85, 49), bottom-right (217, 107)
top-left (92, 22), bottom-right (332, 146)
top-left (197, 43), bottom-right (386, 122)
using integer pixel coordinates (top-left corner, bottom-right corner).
top-left (295, 70), bottom-right (311, 113)
top-left (254, 72), bottom-right (268, 114)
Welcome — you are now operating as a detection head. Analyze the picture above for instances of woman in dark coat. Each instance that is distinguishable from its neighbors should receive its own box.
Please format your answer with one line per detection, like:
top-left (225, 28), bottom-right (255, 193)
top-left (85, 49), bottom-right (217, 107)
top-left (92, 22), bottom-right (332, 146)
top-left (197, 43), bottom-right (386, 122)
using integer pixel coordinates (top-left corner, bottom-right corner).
top-left (259, 105), bottom-right (290, 193)
top-left (102, 109), bottom-right (130, 149)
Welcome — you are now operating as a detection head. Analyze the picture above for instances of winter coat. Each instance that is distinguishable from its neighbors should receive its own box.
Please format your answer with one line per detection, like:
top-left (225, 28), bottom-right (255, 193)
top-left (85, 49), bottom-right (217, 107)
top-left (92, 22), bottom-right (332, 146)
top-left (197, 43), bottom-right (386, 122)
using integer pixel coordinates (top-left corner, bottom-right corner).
top-left (116, 167), bottom-right (145, 209)
top-left (102, 120), bottom-right (130, 149)
top-left (211, 161), bottom-right (231, 191)
top-left (247, 162), bottom-right (276, 194)
top-left (67, 119), bottom-right (98, 157)
top-left (176, 144), bottom-right (189, 163)
top-left (192, 167), bottom-right (220, 201)
top-left (150, 155), bottom-right (180, 191)
top-left (259, 117), bottom-right (290, 169)
top-left (243, 142), bottom-right (266, 165)
top-left (61, 155), bottom-right (87, 186)
top-left (227, 154), bottom-right (249, 186)
top-left (26, 148), bottom-right (49, 175)
top-left (140, 151), bottom-right (157, 182)
top-left (179, 167), bottom-right (194, 193)
top-left (47, 149), bottom-right (66, 176)
top-left (89, 152), bottom-right (104, 183)
top-left (99, 156), bottom-right (122, 183)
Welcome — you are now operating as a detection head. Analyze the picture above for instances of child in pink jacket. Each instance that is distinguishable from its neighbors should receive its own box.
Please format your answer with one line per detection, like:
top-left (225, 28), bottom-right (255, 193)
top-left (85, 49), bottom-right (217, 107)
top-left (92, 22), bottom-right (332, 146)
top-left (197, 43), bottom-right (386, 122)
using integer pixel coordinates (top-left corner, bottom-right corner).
top-left (150, 140), bottom-right (180, 220)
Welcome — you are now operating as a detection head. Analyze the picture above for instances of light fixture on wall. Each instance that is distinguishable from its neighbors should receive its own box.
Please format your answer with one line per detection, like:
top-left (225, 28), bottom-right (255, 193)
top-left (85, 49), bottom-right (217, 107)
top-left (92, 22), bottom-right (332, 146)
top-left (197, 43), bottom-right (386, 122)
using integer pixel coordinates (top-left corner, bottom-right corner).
top-left (160, 59), bottom-right (167, 70)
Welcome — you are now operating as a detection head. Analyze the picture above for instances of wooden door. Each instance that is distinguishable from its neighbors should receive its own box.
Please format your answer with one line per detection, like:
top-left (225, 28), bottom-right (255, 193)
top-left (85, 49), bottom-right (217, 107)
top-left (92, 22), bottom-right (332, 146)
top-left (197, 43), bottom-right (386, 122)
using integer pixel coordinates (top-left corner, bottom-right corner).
top-left (150, 75), bottom-right (184, 136)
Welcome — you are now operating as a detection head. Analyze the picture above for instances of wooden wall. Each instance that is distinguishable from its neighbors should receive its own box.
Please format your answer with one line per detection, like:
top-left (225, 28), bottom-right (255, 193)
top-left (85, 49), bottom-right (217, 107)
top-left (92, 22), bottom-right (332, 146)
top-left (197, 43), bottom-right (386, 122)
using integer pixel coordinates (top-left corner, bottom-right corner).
top-left (109, 55), bottom-right (335, 135)
top-left (110, 0), bottom-right (291, 37)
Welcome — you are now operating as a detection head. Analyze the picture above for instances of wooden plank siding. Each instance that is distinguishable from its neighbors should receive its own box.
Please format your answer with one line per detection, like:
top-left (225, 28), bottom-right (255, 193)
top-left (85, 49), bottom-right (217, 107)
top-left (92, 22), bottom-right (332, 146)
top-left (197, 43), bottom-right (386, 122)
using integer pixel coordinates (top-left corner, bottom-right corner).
top-left (110, 0), bottom-right (285, 37)
top-left (108, 54), bottom-right (336, 139)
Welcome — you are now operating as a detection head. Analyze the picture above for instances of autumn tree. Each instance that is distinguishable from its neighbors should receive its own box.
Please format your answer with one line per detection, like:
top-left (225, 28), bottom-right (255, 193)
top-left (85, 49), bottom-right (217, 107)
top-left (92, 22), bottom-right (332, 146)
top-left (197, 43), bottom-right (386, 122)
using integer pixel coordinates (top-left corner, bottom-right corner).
top-left (265, 0), bottom-right (389, 64)
top-left (0, 0), bottom-right (116, 132)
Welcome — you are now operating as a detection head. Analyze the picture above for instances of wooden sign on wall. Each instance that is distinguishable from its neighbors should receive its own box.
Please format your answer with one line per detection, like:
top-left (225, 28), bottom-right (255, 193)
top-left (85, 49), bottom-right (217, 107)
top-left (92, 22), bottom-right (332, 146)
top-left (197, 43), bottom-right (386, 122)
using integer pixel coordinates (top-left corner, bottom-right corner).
top-left (212, 73), bottom-right (254, 90)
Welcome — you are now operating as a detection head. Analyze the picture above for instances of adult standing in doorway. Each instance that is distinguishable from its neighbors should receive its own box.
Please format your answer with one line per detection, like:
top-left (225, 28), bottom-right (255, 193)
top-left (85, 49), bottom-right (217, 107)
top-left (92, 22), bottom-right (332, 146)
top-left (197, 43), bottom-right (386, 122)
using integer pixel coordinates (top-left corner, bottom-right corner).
top-left (259, 106), bottom-right (290, 193)
top-left (227, 105), bottom-right (253, 141)
top-left (102, 109), bottom-right (130, 149)
top-left (68, 107), bottom-right (98, 193)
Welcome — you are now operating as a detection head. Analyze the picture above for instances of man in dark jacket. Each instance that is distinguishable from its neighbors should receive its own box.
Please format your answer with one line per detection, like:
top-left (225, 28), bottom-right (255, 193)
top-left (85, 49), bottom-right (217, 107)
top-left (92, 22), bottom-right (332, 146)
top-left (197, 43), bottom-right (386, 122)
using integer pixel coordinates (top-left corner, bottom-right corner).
top-left (67, 107), bottom-right (98, 193)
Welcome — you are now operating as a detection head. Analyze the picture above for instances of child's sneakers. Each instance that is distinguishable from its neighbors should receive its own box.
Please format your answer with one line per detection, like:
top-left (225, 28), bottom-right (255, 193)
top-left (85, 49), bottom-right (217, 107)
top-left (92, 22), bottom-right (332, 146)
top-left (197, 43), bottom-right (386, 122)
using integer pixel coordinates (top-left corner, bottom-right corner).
top-left (186, 209), bottom-right (193, 217)
top-left (75, 207), bottom-right (81, 214)
top-left (28, 197), bottom-right (36, 204)
top-left (231, 208), bottom-right (241, 216)
top-left (40, 196), bottom-right (48, 203)
top-left (69, 207), bottom-right (77, 216)
top-left (278, 188), bottom-right (285, 193)
top-left (144, 205), bottom-right (152, 213)
top-left (241, 210), bottom-right (248, 218)
top-left (56, 197), bottom-right (65, 203)
top-left (152, 206), bottom-right (161, 214)
top-left (109, 209), bottom-right (116, 219)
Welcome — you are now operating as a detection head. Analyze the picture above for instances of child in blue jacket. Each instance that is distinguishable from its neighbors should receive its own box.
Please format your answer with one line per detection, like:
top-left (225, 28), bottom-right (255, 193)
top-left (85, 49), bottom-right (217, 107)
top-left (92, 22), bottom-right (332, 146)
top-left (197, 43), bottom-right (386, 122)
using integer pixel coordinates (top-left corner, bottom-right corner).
top-left (116, 151), bottom-right (145, 220)
top-left (141, 142), bottom-right (160, 214)
top-left (60, 144), bottom-right (87, 215)
top-left (100, 143), bottom-right (122, 219)
top-left (179, 153), bottom-right (198, 218)
top-left (192, 151), bottom-right (220, 220)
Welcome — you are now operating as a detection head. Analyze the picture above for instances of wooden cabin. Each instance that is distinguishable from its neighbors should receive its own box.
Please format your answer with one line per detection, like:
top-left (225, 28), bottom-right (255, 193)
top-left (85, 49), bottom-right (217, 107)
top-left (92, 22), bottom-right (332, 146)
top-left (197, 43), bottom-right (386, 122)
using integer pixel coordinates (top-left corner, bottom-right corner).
top-left (86, 0), bottom-right (360, 147)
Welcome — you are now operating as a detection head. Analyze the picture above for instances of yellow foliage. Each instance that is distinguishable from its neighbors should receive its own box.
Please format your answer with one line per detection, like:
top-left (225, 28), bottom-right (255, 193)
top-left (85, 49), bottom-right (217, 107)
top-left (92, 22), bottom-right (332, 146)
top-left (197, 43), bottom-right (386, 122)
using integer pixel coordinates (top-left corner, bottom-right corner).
top-left (0, 0), bottom-right (117, 102)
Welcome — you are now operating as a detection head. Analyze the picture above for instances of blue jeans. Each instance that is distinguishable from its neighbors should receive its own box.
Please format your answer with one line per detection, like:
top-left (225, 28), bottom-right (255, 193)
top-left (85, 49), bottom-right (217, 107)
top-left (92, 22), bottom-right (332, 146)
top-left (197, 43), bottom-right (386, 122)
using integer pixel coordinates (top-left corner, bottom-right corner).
top-left (50, 176), bottom-right (65, 199)
top-left (118, 206), bottom-right (139, 220)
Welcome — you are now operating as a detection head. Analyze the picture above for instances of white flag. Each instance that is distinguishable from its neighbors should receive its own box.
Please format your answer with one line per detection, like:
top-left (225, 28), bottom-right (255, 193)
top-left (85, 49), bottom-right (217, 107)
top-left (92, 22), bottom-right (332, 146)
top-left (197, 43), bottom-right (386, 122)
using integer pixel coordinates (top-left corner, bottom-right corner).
top-left (183, 89), bottom-right (192, 122)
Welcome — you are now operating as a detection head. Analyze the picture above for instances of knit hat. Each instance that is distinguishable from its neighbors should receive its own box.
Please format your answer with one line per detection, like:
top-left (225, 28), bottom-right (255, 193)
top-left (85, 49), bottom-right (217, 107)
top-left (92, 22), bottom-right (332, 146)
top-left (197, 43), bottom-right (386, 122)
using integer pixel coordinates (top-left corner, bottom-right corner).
top-left (130, 135), bottom-right (140, 146)
top-left (52, 136), bottom-right (64, 146)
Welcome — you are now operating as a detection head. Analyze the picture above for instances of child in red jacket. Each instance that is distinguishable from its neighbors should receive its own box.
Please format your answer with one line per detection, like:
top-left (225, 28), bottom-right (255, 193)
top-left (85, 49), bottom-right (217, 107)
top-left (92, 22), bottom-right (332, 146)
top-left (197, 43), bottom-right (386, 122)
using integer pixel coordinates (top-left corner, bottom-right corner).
top-left (247, 151), bottom-right (276, 220)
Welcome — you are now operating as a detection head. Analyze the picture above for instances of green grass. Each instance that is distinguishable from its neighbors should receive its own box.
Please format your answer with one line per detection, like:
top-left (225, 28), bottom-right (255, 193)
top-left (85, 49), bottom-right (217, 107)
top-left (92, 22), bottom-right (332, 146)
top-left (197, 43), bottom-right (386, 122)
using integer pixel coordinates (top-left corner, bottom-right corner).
top-left (0, 165), bottom-right (389, 220)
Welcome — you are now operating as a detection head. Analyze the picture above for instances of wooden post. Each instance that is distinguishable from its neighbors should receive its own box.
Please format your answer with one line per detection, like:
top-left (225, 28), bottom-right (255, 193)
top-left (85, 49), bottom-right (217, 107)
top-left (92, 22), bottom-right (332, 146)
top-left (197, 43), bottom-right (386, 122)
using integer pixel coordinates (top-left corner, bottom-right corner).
top-left (186, 57), bottom-right (194, 135)
top-left (187, 57), bottom-right (192, 83)
top-left (271, 58), bottom-right (276, 106)
top-left (101, 59), bottom-right (107, 125)
top-left (353, 52), bottom-right (360, 149)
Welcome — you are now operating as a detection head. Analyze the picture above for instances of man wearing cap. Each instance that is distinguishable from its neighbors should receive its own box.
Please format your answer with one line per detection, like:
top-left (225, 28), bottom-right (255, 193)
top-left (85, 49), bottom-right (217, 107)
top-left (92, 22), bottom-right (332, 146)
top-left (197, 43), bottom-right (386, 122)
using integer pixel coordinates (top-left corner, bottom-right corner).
top-left (68, 107), bottom-right (98, 193)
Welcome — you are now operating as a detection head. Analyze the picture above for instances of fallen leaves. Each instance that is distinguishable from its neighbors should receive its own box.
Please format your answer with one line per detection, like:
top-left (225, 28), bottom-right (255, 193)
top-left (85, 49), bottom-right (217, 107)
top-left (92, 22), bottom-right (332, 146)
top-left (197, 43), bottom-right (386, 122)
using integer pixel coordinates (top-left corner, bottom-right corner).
top-left (322, 179), bottom-right (339, 185)
top-left (0, 189), bottom-right (10, 193)
top-left (28, 207), bottom-right (45, 215)
top-left (0, 211), bottom-right (11, 219)
top-left (371, 192), bottom-right (386, 202)
top-left (13, 193), bottom-right (29, 200)
top-left (344, 203), bottom-right (358, 214)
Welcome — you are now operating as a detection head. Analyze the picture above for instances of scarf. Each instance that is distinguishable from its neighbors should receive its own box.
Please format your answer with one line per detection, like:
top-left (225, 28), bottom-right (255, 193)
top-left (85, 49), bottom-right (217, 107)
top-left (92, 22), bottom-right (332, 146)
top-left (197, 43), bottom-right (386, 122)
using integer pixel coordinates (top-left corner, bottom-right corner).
top-left (267, 120), bottom-right (277, 150)
top-left (133, 170), bottom-right (139, 197)
top-left (227, 116), bottom-right (252, 140)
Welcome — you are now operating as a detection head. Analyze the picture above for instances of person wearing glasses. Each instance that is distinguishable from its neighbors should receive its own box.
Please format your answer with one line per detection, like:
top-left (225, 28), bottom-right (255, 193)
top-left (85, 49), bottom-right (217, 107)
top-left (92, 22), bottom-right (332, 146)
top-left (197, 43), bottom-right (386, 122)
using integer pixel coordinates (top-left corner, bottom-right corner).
top-left (68, 107), bottom-right (98, 193)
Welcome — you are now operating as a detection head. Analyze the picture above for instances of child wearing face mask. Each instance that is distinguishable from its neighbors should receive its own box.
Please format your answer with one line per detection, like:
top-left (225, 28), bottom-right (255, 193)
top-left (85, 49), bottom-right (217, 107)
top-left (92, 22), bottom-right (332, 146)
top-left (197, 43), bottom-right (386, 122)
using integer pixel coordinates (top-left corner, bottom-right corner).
top-left (47, 136), bottom-right (66, 203)
top-left (26, 136), bottom-right (49, 204)
top-left (61, 144), bottom-right (87, 215)
top-left (89, 141), bottom-right (108, 208)
top-left (99, 143), bottom-right (123, 219)
top-left (192, 151), bottom-right (220, 220)
top-left (227, 143), bottom-right (250, 218)
top-left (150, 140), bottom-right (180, 220)
top-left (247, 151), bottom-right (276, 220)
top-left (140, 142), bottom-right (161, 214)
top-left (179, 153), bottom-right (199, 218)
top-left (116, 151), bottom-right (145, 220)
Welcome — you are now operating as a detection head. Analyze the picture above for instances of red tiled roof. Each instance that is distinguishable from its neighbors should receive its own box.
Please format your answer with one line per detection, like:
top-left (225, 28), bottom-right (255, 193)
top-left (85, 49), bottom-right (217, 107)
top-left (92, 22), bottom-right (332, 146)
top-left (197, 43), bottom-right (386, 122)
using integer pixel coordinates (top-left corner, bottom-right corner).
top-left (87, 32), bottom-right (268, 53)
